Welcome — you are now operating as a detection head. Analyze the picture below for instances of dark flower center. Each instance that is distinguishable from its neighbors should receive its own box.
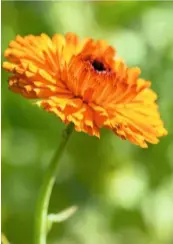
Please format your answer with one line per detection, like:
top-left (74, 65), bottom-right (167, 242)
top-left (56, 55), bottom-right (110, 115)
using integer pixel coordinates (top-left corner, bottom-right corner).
top-left (92, 60), bottom-right (107, 72)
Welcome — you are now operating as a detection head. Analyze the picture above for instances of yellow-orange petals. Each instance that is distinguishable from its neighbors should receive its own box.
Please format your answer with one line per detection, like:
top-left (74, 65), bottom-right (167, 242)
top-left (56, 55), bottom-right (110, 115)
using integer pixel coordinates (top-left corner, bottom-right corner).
top-left (3, 32), bottom-right (167, 148)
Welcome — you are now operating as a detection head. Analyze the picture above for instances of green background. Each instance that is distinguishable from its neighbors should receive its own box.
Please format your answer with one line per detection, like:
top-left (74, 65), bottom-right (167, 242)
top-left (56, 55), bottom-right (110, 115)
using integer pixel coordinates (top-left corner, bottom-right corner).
top-left (2, 1), bottom-right (173, 244)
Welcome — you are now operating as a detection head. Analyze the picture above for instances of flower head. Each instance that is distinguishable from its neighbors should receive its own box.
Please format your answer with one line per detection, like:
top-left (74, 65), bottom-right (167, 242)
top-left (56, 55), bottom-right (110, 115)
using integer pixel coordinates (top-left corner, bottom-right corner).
top-left (3, 32), bottom-right (167, 148)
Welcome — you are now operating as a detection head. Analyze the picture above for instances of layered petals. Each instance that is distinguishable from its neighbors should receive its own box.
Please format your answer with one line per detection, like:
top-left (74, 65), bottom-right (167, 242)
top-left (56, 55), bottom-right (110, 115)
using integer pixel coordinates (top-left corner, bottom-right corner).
top-left (3, 32), bottom-right (167, 147)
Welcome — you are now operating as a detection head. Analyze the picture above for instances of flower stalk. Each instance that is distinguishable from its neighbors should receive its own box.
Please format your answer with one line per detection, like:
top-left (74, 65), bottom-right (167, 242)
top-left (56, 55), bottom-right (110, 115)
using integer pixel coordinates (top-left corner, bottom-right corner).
top-left (34, 124), bottom-right (73, 244)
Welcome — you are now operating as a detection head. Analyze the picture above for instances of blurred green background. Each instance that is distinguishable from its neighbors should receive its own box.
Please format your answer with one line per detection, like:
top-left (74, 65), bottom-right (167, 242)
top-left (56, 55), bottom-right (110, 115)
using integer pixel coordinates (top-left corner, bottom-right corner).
top-left (2, 1), bottom-right (173, 244)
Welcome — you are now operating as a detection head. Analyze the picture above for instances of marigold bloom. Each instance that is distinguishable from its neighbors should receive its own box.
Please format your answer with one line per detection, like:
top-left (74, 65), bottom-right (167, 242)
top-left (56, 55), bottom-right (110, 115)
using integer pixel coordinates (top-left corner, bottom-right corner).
top-left (3, 32), bottom-right (167, 148)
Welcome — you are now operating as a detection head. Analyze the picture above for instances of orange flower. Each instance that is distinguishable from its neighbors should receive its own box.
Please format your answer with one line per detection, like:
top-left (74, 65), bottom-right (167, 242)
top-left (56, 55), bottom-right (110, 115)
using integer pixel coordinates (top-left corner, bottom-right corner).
top-left (3, 32), bottom-right (167, 148)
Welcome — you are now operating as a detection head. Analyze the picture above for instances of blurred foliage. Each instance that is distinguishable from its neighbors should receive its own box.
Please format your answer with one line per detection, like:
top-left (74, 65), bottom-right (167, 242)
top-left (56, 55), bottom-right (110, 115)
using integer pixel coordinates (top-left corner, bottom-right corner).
top-left (1, 1), bottom-right (173, 244)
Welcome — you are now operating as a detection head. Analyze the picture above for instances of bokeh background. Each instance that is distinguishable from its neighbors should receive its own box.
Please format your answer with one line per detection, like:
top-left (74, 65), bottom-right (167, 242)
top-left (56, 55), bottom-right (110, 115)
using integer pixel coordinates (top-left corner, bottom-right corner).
top-left (2, 1), bottom-right (173, 244)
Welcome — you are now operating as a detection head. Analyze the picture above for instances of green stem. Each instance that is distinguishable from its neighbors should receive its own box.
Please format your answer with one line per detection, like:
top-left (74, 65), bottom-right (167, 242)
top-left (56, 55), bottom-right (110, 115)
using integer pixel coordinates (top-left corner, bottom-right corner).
top-left (35, 124), bottom-right (73, 244)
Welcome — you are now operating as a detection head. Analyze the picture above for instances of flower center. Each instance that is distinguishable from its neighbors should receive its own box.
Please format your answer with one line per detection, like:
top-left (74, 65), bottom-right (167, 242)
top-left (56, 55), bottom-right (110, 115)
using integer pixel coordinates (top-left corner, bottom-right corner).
top-left (92, 60), bottom-right (107, 72)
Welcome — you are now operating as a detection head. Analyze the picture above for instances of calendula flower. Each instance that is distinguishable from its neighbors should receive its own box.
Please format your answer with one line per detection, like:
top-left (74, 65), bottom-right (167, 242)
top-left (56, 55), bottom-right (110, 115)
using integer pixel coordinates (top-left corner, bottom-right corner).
top-left (3, 32), bottom-right (167, 148)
